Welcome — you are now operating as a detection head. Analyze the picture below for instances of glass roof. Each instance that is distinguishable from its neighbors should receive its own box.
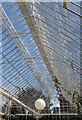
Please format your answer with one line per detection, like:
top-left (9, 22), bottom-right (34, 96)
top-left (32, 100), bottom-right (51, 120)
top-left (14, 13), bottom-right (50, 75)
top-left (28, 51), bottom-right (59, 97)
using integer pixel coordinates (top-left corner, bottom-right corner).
top-left (0, 0), bottom-right (81, 115)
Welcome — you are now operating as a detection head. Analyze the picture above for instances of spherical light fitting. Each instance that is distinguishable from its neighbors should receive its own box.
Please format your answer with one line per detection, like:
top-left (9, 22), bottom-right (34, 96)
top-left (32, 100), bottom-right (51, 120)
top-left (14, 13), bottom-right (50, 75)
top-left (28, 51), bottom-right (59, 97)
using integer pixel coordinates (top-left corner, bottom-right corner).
top-left (35, 99), bottom-right (46, 110)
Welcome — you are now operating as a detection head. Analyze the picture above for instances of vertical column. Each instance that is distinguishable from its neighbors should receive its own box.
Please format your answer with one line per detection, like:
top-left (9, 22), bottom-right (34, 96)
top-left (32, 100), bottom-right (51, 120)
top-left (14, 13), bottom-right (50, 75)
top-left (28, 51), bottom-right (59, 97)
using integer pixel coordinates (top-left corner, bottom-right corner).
top-left (0, 2), bottom-right (2, 116)
top-left (80, 1), bottom-right (82, 118)
top-left (80, 1), bottom-right (82, 99)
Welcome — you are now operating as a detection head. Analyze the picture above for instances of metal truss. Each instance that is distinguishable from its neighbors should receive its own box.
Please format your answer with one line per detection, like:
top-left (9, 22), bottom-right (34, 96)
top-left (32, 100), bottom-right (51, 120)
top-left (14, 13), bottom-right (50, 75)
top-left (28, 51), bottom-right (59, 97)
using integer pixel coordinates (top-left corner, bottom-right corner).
top-left (2, 8), bottom-right (57, 98)
top-left (18, 1), bottom-right (81, 104)
top-left (0, 87), bottom-right (39, 115)
top-left (1, 0), bottom-right (81, 116)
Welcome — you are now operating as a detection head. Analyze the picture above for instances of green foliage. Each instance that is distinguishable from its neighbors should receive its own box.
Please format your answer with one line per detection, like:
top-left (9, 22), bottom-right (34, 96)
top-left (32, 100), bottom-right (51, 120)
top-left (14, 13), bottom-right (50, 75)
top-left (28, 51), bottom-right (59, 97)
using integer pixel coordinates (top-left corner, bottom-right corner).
top-left (73, 91), bottom-right (82, 105)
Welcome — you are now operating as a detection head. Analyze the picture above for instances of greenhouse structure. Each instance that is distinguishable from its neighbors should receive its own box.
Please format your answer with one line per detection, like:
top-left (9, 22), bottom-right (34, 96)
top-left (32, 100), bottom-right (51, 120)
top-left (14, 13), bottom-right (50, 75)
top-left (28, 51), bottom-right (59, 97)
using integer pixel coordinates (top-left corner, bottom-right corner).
top-left (0, 0), bottom-right (82, 120)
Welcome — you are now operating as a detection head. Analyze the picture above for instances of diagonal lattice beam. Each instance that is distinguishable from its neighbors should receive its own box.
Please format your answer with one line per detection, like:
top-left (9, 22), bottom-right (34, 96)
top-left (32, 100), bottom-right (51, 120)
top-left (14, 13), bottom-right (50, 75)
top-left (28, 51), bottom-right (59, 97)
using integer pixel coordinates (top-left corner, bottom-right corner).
top-left (18, 2), bottom-right (56, 83)
top-left (18, 2), bottom-right (81, 105)
top-left (0, 87), bottom-right (39, 116)
top-left (0, 87), bottom-right (78, 116)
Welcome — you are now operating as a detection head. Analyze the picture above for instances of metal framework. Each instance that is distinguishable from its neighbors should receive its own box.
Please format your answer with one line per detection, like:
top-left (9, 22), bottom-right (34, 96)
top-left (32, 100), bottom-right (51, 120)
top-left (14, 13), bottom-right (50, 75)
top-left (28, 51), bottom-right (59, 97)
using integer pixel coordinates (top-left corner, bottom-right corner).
top-left (0, 0), bottom-right (81, 119)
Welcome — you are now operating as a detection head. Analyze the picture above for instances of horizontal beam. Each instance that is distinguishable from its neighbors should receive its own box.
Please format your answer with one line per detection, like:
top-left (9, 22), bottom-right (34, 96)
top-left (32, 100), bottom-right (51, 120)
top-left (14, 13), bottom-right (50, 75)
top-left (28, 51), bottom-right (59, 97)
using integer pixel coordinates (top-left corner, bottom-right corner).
top-left (14, 113), bottom-right (78, 116)
top-left (0, 112), bottom-right (78, 116)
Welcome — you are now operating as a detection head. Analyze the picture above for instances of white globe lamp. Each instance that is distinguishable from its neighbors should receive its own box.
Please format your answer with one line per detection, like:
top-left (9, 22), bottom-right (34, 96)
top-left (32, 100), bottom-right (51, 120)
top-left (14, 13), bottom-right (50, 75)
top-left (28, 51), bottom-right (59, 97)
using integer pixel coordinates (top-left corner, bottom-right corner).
top-left (35, 99), bottom-right (46, 110)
